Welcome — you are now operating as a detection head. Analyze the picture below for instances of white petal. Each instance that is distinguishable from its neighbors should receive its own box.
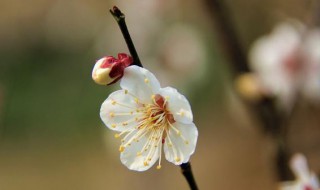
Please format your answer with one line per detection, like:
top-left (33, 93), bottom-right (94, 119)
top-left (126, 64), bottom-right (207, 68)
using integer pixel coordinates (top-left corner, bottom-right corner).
top-left (302, 74), bottom-right (320, 102)
top-left (290, 153), bottom-right (310, 182)
top-left (303, 29), bottom-right (320, 64)
top-left (164, 122), bottom-right (198, 165)
top-left (159, 87), bottom-right (193, 124)
top-left (120, 65), bottom-right (161, 103)
top-left (279, 182), bottom-right (301, 190)
top-left (310, 172), bottom-right (320, 188)
top-left (100, 90), bottom-right (140, 132)
top-left (120, 130), bottom-right (160, 171)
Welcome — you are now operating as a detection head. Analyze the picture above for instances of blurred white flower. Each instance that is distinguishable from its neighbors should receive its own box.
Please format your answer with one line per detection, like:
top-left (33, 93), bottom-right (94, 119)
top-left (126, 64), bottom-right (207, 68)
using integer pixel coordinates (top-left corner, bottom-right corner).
top-left (279, 153), bottom-right (319, 190)
top-left (155, 24), bottom-right (206, 85)
top-left (249, 22), bottom-right (320, 108)
top-left (100, 65), bottom-right (198, 171)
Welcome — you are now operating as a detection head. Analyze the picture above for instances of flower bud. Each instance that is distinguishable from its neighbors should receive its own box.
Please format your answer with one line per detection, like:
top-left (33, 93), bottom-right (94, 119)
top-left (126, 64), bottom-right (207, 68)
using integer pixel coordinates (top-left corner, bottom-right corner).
top-left (235, 73), bottom-right (265, 102)
top-left (92, 53), bottom-right (133, 85)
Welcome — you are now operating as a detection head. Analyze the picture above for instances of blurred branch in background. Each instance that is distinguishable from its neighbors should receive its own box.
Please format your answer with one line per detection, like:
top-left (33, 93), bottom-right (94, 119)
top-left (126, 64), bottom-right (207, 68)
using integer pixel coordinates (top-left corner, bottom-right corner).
top-left (314, 0), bottom-right (320, 26)
top-left (204, 0), bottom-right (293, 181)
top-left (203, 0), bottom-right (249, 74)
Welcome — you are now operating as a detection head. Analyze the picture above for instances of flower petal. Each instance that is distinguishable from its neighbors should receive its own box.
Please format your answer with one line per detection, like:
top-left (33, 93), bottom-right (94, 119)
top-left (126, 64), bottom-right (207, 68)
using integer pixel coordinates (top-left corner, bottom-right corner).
top-left (290, 153), bottom-right (310, 181)
top-left (164, 122), bottom-right (198, 165)
top-left (120, 65), bottom-right (161, 103)
top-left (100, 89), bottom-right (141, 132)
top-left (159, 87), bottom-right (193, 124)
top-left (120, 130), bottom-right (160, 171)
top-left (310, 172), bottom-right (320, 188)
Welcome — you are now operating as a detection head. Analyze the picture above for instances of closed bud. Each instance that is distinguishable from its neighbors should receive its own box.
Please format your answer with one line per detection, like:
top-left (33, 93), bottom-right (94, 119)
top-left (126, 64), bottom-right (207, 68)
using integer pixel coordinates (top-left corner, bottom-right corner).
top-left (92, 53), bottom-right (133, 85)
top-left (235, 73), bottom-right (265, 102)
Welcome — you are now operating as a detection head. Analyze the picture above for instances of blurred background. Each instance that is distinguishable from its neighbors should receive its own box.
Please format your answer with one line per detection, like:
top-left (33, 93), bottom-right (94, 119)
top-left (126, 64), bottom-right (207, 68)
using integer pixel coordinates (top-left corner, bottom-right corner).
top-left (0, 0), bottom-right (320, 189)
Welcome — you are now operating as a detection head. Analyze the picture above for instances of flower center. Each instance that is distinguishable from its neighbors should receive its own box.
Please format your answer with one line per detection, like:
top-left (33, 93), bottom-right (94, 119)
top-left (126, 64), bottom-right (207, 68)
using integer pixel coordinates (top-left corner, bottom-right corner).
top-left (111, 89), bottom-right (188, 169)
top-left (282, 49), bottom-right (303, 77)
top-left (145, 94), bottom-right (175, 128)
top-left (304, 185), bottom-right (313, 190)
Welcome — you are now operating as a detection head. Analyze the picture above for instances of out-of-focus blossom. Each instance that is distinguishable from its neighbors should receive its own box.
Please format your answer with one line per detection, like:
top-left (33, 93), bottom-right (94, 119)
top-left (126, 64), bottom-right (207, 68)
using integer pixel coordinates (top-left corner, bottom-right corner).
top-left (249, 22), bottom-right (320, 108)
top-left (279, 153), bottom-right (319, 190)
top-left (155, 24), bottom-right (206, 85)
top-left (235, 73), bottom-right (266, 102)
top-left (100, 66), bottom-right (198, 171)
top-left (92, 53), bottom-right (133, 85)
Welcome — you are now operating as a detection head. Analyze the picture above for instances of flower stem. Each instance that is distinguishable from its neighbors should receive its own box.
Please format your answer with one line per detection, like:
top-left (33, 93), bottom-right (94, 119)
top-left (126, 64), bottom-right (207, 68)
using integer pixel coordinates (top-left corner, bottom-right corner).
top-left (110, 6), bottom-right (143, 67)
top-left (180, 162), bottom-right (199, 190)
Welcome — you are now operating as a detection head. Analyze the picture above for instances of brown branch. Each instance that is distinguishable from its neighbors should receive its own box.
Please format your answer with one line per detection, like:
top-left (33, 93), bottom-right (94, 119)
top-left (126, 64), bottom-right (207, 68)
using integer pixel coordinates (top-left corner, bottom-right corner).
top-left (110, 6), bottom-right (143, 67)
top-left (203, 0), bottom-right (293, 181)
top-left (180, 162), bottom-right (199, 190)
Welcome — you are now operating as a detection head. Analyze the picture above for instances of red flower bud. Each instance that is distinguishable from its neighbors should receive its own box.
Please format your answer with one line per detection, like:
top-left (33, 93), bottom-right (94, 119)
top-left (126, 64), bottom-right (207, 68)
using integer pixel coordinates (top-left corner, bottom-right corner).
top-left (92, 53), bottom-right (133, 85)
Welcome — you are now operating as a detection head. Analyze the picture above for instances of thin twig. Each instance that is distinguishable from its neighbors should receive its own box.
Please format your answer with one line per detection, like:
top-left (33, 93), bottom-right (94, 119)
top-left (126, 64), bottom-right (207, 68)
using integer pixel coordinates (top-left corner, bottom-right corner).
top-left (181, 162), bottom-right (199, 190)
top-left (110, 6), bottom-right (142, 67)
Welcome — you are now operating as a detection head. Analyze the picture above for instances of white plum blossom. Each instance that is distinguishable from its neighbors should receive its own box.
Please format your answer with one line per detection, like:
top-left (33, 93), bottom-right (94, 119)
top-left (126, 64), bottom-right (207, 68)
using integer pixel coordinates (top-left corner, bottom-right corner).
top-left (279, 154), bottom-right (319, 190)
top-left (249, 22), bottom-right (320, 108)
top-left (100, 65), bottom-right (198, 171)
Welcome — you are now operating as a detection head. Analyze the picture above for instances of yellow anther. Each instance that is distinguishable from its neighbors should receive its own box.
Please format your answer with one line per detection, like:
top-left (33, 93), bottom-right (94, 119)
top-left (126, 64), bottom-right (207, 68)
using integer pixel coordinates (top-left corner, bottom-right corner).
top-left (124, 89), bottom-right (128, 94)
top-left (135, 117), bottom-right (139, 121)
top-left (165, 96), bottom-right (170, 100)
top-left (122, 122), bottom-right (128, 126)
top-left (134, 98), bottom-right (139, 103)
top-left (109, 112), bottom-right (115, 117)
top-left (151, 94), bottom-right (156, 100)
top-left (175, 157), bottom-right (181, 162)
top-left (111, 124), bottom-right (116, 128)
top-left (168, 143), bottom-right (173, 147)
top-left (156, 165), bottom-right (162, 169)
top-left (185, 140), bottom-right (189, 145)
top-left (147, 157), bottom-right (152, 161)
top-left (180, 111), bottom-right (185, 116)
top-left (119, 146), bottom-right (125, 152)
top-left (143, 161), bottom-right (149, 166)
top-left (128, 143), bottom-right (131, 146)
top-left (121, 139), bottom-right (125, 143)
top-left (177, 131), bottom-right (181, 136)
top-left (144, 78), bottom-right (149, 83)
top-left (114, 134), bottom-right (120, 138)
top-left (136, 109), bottom-right (140, 113)
top-left (137, 152), bottom-right (142, 156)
top-left (130, 111), bottom-right (133, 115)
top-left (111, 100), bottom-right (116, 105)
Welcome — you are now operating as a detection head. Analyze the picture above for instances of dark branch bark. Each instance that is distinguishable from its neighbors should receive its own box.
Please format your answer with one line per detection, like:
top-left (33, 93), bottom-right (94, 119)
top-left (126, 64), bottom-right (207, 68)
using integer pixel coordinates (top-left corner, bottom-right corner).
top-left (180, 162), bottom-right (199, 190)
top-left (110, 6), bottom-right (142, 67)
